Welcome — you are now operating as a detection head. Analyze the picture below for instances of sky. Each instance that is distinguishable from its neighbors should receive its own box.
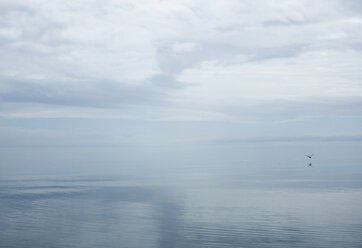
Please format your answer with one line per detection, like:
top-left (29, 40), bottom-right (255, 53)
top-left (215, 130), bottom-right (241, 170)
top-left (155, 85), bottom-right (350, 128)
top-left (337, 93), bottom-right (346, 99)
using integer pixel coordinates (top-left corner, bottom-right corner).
top-left (1, 0), bottom-right (362, 176)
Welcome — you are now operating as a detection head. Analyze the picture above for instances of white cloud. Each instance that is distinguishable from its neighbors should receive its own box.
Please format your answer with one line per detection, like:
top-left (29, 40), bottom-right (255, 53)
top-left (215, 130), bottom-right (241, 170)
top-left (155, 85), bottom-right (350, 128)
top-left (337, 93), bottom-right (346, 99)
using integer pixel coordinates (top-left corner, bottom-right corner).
top-left (174, 48), bottom-right (362, 104)
top-left (172, 42), bottom-right (198, 53)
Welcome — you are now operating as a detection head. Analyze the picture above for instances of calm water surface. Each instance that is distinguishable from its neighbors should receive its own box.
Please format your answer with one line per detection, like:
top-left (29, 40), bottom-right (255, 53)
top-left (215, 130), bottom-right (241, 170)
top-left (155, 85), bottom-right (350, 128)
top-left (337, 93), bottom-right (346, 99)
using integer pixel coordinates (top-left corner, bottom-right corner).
top-left (1, 168), bottom-right (362, 248)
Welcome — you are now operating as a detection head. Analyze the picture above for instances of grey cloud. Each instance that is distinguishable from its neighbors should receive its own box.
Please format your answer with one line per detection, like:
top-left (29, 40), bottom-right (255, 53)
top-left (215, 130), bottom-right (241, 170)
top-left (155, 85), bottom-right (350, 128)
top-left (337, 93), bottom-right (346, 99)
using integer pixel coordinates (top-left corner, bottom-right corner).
top-left (247, 43), bottom-right (308, 62)
top-left (156, 38), bottom-right (309, 77)
top-left (157, 42), bottom-right (240, 75)
top-left (147, 74), bottom-right (185, 89)
top-left (343, 0), bottom-right (362, 14)
top-left (349, 42), bottom-right (362, 52)
top-left (262, 16), bottom-right (323, 27)
top-left (0, 126), bottom-right (123, 147)
top-left (0, 78), bottom-right (167, 108)
top-left (223, 98), bottom-right (362, 122)
top-left (263, 19), bottom-right (308, 27)
top-left (0, 2), bottom-right (34, 16)
top-left (209, 134), bottom-right (362, 144)
top-left (0, 3), bottom-right (63, 45)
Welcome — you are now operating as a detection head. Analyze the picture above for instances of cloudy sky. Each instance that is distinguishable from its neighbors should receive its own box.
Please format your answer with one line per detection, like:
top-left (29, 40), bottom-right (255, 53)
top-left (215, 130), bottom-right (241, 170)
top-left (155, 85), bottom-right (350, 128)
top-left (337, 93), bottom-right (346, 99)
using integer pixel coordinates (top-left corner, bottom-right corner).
top-left (1, 0), bottom-right (362, 175)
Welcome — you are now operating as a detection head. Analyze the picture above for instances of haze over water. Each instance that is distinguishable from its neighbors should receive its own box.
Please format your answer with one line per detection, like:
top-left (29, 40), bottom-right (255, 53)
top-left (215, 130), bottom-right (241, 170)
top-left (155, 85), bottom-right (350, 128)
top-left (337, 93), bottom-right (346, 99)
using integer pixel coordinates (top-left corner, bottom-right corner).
top-left (1, 144), bottom-right (362, 247)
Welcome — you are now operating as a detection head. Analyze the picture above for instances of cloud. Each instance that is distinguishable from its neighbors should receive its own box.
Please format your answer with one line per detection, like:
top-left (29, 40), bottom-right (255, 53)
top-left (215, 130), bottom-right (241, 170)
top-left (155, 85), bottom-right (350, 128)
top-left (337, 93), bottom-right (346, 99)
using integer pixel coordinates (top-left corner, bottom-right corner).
top-left (171, 42), bottom-right (198, 53)
top-left (171, 48), bottom-right (362, 121)
top-left (0, 77), bottom-right (166, 108)
top-left (208, 134), bottom-right (362, 144)
top-left (0, 0), bottom-right (361, 121)
top-left (0, 124), bottom-right (136, 147)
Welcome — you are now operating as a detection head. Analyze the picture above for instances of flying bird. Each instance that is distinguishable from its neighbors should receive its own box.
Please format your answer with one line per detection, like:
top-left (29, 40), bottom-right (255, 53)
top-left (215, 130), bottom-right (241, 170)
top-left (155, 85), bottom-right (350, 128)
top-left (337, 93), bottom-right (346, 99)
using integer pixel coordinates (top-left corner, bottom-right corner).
top-left (308, 162), bottom-right (312, 167)
top-left (305, 154), bottom-right (314, 158)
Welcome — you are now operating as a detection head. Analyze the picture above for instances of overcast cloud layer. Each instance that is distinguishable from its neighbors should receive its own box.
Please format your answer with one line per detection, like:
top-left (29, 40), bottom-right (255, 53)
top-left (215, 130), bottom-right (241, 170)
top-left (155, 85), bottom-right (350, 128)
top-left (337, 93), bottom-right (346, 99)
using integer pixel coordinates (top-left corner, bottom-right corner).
top-left (1, 0), bottom-right (362, 122)
top-left (1, 0), bottom-right (362, 178)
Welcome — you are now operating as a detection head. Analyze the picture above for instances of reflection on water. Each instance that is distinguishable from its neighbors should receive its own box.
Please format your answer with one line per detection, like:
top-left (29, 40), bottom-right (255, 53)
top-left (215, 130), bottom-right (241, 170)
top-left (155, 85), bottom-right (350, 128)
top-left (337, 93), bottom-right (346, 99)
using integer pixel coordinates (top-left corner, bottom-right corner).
top-left (1, 172), bottom-right (362, 248)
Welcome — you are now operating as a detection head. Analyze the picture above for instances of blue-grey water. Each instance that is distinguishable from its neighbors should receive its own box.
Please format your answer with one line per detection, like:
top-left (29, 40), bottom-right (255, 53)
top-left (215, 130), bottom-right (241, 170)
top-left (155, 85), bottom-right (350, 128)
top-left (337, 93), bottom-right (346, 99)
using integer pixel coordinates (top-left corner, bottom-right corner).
top-left (1, 166), bottom-right (362, 248)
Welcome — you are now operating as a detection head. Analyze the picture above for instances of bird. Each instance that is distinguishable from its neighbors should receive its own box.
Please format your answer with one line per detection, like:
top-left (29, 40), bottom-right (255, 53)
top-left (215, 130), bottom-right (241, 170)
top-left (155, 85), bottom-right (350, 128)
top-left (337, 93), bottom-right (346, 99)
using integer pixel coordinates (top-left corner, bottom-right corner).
top-left (308, 162), bottom-right (312, 167)
top-left (305, 154), bottom-right (314, 158)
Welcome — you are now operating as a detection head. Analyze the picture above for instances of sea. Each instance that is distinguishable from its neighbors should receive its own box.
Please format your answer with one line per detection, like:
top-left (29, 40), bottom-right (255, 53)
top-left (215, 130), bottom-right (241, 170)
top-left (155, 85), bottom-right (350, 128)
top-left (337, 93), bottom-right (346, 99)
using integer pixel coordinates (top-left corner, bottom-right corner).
top-left (1, 165), bottom-right (362, 248)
